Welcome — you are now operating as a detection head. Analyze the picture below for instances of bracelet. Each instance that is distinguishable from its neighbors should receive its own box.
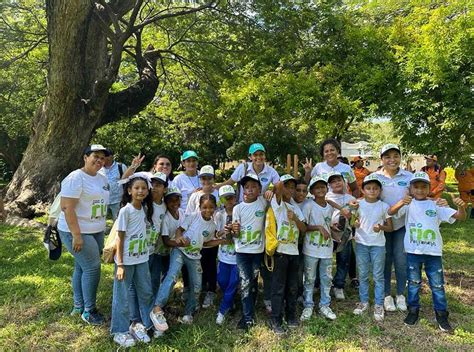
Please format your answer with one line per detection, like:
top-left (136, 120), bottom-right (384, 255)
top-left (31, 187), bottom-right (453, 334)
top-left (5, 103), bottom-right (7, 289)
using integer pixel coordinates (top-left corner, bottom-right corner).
top-left (116, 263), bottom-right (124, 266)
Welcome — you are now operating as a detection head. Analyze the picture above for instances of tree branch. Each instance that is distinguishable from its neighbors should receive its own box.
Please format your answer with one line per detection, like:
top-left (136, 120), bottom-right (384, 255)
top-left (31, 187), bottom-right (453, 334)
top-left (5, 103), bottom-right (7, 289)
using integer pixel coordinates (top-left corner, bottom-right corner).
top-left (1, 35), bottom-right (47, 68)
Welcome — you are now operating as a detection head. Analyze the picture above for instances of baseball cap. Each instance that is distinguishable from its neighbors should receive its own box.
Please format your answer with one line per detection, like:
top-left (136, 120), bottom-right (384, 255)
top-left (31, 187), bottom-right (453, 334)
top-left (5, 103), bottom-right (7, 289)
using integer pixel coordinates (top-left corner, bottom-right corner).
top-left (240, 173), bottom-right (261, 187)
top-left (410, 171), bottom-right (430, 184)
top-left (248, 143), bottom-right (266, 155)
top-left (219, 185), bottom-right (236, 198)
top-left (199, 165), bottom-right (215, 178)
top-left (424, 155), bottom-right (438, 162)
top-left (326, 171), bottom-right (343, 183)
top-left (280, 174), bottom-right (296, 184)
top-left (43, 225), bottom-right (62, 260)
top-left (165, 186), bottom-right (182, 197)
top-left (362, 174), bottom-right (382, 188)
top-left (84, 144), bottom-right (110, 156)
top-left (181, 150), bottom-right (199, 161)
top-left (150, 172), bottom-right (168, 187)
top-left (308, 176), bottom-right (327, 190)
top-left (380, 144), bottom-right (401, 157)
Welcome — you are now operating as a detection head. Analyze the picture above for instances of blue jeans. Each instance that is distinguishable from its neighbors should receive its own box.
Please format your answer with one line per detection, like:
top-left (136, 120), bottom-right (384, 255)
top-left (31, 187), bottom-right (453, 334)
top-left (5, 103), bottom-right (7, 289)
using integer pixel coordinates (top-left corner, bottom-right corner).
top-left (303, 256), bottom-right (332, 308)
top-left (355, 243), bottom-right (385, 306)
top-left (154, 248), bottom-right (202, 315)
top-left (107, 202), bottom-right (121, 220)
top-left (111, 262), bottom-right (153, 334)
top-left (407, 254), bottom-right (447, 311)
top-left (384, 226), bottom-right (407, 296)
top-left (333, 240), bottom-right (352, 289)
top-left (217, 261), bottom-right (239, 314)
top-left (236, 252), bottom-right (263, 323)
top-left (58, 230), bottom-right (104, 311)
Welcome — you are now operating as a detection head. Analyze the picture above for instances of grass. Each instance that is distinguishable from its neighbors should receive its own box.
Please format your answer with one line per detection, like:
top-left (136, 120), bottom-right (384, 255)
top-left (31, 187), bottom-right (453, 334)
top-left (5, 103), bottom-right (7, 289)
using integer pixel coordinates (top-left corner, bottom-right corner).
top-left (0, 219), bottom-right (473, 351)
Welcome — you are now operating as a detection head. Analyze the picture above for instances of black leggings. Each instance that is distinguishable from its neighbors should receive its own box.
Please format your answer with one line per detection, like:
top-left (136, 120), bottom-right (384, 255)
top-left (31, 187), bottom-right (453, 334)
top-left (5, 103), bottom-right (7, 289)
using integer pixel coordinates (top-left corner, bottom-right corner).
top-left (200, 246), bottom-right (218, 292)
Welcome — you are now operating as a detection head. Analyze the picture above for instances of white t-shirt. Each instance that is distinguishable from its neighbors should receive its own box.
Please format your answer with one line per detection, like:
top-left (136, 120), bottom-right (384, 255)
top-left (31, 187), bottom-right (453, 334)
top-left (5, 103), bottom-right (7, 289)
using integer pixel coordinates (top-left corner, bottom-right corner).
top-left (173, 173), bottom-right (200, 210)
top-left (231, 162), bottom-right (280, 202)
top-left (375, 168), bottom-right (413, 231)
top-left (398, 199), bottom-right (456, 256)
top-left (58, 169), bottom-right (109, 234)
top-left (180, 212), bottom-right (217, 259)
top-left (116, 203), bottom-right (149, 265)
top-left (311, 161), bottom-right (356, 186)
top-left (147, 201), bottom-right (167, 255)
top-left (355, 199), bottom-right (391, 247)
top-left (215, 209), bottom-right (237, 265)
top-left (232, 196), bottom-right (268, 253)
top-left (185, 189), bottom-right (220, 215)
top-left (326, 192), bottom-right (356, 225)
top-left (303, 201), bottom-right (334, 259)
top-left (161, 208), bottom-right (185, 243)
top-left (271, 197), bottom-right (305, 255)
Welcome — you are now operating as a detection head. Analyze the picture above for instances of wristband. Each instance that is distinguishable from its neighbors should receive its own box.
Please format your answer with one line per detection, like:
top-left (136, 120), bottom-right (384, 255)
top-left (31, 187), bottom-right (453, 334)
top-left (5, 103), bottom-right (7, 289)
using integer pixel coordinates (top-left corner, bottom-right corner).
top-left (116, 263), bottom-right (124, 266)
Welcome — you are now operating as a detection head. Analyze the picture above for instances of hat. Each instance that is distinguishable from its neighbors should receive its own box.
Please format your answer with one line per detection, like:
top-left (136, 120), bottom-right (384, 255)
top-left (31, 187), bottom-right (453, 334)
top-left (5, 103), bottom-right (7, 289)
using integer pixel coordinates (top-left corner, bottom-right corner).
top-left (84, 144), bottom-right (110, 156)
top-left (117, 171), bottom-right (153, 189)
top-left (424, 155), bottom-right (438, 162)
top-left (352, 156), bottom-right (365, 163)
top-left (165, 186), bottom-right (182, 197)
top-left (219, 185), bottom-right (236, 198)
top-left (240, 173), bottom-right (261, 187)
top-left (362, 174), bottom-right (382, 188)
top-left (280, 174), bottom-right (296, 184)
top-left (326, 171), bottom-right (343, 183)
top-left (181, 150), bottom-right (199, 161)
top-left (248, 143), bottom-right (266, 155)
top-left (150, 172), bottom-right (168, 187)
top-left (410, 172), bottom-right (430, 185)
top-left (308, 176), bottom-right (327, 190)
top-left (380, 143), bottom-right (401, 157)
top-left (43, 225), bottom-right (62, 260)
top-left (199, 165), bottom-right (215, 178)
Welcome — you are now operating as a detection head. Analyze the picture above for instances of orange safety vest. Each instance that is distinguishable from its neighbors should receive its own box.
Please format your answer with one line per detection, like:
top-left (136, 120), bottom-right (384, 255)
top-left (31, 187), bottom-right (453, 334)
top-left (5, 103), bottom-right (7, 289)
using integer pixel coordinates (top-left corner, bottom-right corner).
top-left (354, 167), bottom-right (371, 191)
top-left (455, 167), bottom-right (474, 202)
top-left (421, 166), bottom-right (446, 199)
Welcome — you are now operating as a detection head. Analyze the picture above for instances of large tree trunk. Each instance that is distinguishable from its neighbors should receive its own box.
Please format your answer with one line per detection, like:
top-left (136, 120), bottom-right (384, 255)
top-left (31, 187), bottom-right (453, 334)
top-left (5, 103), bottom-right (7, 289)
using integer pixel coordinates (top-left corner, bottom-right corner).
top-left (4, 1), bottom-right (159, 218)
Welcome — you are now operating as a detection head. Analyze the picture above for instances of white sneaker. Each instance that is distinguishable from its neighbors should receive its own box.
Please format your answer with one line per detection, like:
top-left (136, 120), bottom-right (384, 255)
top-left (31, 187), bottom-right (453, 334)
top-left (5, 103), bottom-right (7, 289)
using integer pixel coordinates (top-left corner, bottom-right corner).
top-left (113, 332), bottom-right (136, 347)
top-left (129, 322), bottom-right (150, 343)
top-left (264, 300), bottom-right (272, 314)
top-left (320, 306), bottom-right (337, 320)
top-left (216, 312), bottom-right (225, 325)
top-left (374, 304), bottom-right (385, 321)
top-left (179, 315), bottom-right (193, 324)
top-left (384, 296), bottom-right (396, 312)
top-left (153, 329), bottom-right (165, 338)
top-left (300, 307), bottom-right (313, 321)
top-left (202, 291), bottom-right (216, 308)
top-left (150, 309), bottom-right (169, 332)
top-left (334, 288), bottom-right (345, 300)
top-left (396, 295), bottom-right (407, 311)
top-left (353, 302), bottom-right (369, 315)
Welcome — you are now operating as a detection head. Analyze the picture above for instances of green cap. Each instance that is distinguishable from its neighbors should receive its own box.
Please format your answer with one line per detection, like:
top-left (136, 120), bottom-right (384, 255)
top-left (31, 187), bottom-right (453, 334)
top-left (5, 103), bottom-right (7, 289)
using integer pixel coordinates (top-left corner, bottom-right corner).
top-left (308, 176), bottom-right (327, 191)
top-left (181, 150), bottom-right (199, 161)
top-left (280, 174), bottom-right (296, 184)
top-left (248, 143), bottom-right (266, 155)
top-left (362, 174), bottom-right (382, 188)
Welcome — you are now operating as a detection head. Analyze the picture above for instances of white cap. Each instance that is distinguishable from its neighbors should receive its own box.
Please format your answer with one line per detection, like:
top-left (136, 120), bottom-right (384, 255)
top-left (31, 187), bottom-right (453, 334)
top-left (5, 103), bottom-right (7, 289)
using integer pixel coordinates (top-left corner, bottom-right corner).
top-left (219, 185), bottom-right (236, 197)
top-left (380, 143), bottom-right (401, 157)
top-left (150, 172), bottom-right (168, 186)
top-left (362, 174), bottom-right (382, 188)
top-left (240, 173), bottom-right (261, 186)
top-left (199, 165), bottom-right (215, 178)
top-left (165, 186), bottom-right (182, 197)
top-left (308, 176), bottom-right (327, 190)
top-left (117, 171), bottom-right (153, 189)
top-left (410, 171), bottom-right (430, 184)
top-left (326, 171), bottom-right (343, 183)
top-left (280, 174), bottom-right (296, 183)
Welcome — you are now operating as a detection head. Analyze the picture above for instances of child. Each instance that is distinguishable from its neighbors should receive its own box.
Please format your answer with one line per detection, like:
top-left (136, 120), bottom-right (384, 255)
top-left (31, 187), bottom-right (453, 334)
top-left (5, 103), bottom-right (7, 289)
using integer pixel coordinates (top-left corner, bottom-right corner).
top-left (185, 165), bottom-right (219, 214)
top-left (269, 176), bottom-right (307, 334)
top-left (352, 174), bottom-right (393, 321)
top-left (111, 174), bottom-right (155, 347)
top-left (232, 173), bottom-right (268, 330)
top-left (214, 185), bottom-right (239, 324)
top-left (388, 172), bottom-right (466, 332)
top-left (151, 194), bottom-right (218, 331)
top-left (173, 150), bottom-right (200, 210)
top-left (300, 176), bottom-right (337, 321)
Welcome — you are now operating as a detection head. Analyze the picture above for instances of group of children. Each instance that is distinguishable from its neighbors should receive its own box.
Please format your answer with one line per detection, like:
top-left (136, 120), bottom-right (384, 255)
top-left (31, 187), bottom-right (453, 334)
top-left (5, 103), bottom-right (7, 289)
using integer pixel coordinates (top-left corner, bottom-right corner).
top-left (108, 144), bottom-right (467, 347)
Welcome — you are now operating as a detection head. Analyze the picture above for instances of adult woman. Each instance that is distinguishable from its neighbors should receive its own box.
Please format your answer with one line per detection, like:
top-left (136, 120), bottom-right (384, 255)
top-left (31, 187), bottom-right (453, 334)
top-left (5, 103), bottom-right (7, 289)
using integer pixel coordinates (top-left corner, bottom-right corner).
top-left (304, 138), bottom-right (360, 197)
top-left (57, 144), bottom-right (110, 325)
top-left (173, 150), bottom-right (200, 210)
top-left (421, 155), bottom-right (446, 199)
top-left (151, 155), bottom-right (174, 183)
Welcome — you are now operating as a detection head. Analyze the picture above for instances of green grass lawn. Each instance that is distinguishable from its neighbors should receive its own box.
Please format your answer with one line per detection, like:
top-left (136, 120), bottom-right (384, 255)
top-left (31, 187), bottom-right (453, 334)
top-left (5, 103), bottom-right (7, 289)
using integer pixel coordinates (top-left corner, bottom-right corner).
top-left (0, 219), bottom-right (473, 351)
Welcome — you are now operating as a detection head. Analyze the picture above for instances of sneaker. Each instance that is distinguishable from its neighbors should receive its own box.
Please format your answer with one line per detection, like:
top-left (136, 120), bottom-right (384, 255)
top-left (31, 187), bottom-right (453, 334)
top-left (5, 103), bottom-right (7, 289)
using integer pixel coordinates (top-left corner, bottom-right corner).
top-left (150, 309), bottom-right (169, 332)
top-left (300, 307), bottom-right (313, 321)
top-left (435, 310), bottom-right (453, 332)
top-left (351, 278), bottom-right (360, 289)
top-left (237, 318), bottom-right (254, 331)
top-left (353, 302), bottom-right (369, 315)
top-left (297, 296), bottom-right (304, 305)
top-left (179, 315), bottom-right (193, 324)
top-left (81, 309), bottom-right (105, 325)
top-left (264, 300), bottom-right (272, 314)
top-left (404, 307), bottom-right (419, 326)
top-left (202, 291), bottom-right (216, 308)
top-left (287, 318), bottom-right (299, 328)
top-left (129, 322), bottom-right (151, 343)
top-left (374, 304), bottom-right (385, 322)
top-left (216, 312), bottom-right (225, 325)
top-left (396, 295), bottom-right (407, 311)
top-left (153, 329), bottom-right (165, 338)
top-left (320, 306), bottom-right (337, 320)
top-left (70, 307), bottom-right (84, 316)
top-left (113, 332), bottom-right (136, 348)
top-left (270, 319), bottom-right (285, 335)
top-left (334, 288), bottom-right (345, 300)
top-left (384, 296), bottom-right (396, 312)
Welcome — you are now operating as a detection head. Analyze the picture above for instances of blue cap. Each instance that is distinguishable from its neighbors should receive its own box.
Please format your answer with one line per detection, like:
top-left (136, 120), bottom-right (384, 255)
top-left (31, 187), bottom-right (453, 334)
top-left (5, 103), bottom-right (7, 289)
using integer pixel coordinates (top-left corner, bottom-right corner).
top-left (248, 143), bottom-right (266, 155)
top-left (181, 150), bottom-right (199, 161)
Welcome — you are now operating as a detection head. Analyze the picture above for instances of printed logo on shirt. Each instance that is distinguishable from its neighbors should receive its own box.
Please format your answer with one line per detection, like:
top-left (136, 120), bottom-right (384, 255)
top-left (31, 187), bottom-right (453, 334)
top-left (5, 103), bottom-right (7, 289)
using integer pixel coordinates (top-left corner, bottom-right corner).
top-left (408, 224), bottom-right (437, 246)
top-left (202, 230), bottom-right (211, 237)
top-left (128, 233), bottom-right (148, 257)
top-left (398, 181), bottom-right (408, 186)
top-left (91, 199), bottom-right (107, 219)
top-left (261, 177), bottom-right (268, 183)
top-left (255, 210), bottom-right (265, 217)
top-left (239, 226), bottom-right (262, 245)
top-left (277, 221), bottom-right (298, 244)
top-left (160, 214), bottom-right (165, 219)
top-left (425, 209), bottom-right (437, 217)
top-left (307, 231), bottom-right (331, 247)
top-left (103, 185), bottom-right (110, 191)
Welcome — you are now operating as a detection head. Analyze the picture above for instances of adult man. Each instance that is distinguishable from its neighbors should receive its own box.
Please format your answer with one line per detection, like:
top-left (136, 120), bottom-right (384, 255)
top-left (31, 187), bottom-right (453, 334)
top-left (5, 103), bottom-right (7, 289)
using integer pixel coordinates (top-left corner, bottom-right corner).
top-left (100, 149), bottom-right (127, 220)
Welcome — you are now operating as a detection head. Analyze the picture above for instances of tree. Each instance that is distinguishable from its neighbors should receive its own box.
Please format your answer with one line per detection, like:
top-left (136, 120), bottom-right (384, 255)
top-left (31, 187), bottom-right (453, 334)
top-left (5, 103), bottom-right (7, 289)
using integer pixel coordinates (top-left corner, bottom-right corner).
top-left (4, 0), bottom-right (219, 218)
